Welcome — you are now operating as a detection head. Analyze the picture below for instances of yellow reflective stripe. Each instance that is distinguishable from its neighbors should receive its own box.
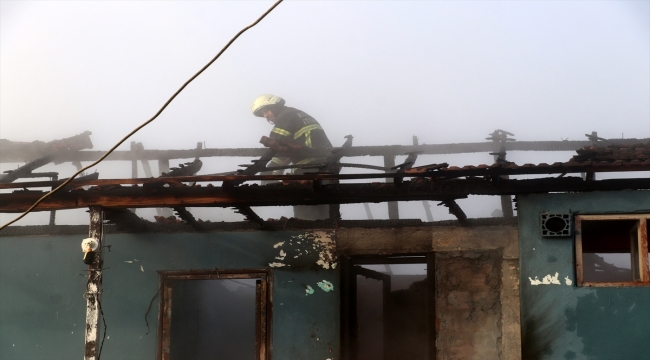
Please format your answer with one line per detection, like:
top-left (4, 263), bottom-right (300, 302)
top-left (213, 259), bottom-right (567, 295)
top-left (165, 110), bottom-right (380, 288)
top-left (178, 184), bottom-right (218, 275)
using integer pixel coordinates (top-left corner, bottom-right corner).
top-left (295, 157), bottom-right (322, 165)
top-left (272, 127), bottom-right (291, 137)
top-left (271, 157), bottom-right (288, 165)
top-left (293, 124), bottom-right (323, 148)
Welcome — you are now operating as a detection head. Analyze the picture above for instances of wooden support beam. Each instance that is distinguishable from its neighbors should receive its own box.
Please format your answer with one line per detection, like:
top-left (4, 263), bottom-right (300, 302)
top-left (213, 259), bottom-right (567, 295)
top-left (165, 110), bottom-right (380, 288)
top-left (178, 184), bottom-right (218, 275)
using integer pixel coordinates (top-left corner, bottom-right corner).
top-left (233, 206), bottom-right (270, 230)
top-left (439, 199), bottom-right (468, 224)
top-left (383, 155), bottom-right (399, 220)
top-left (0, 155), bottom-right (53, 183)
top-left (84, 207), bottom-right (103, 360)
top-left (173, 207), bottom-right (204, 231)
top-left (156, 159), bottom-right (173, 218)
top-left (4, 138), bottom-right (649, 163)
top-left (138, 143), bottom-right (154, 178)
top-left (1, 177), bottom-right (648, 213)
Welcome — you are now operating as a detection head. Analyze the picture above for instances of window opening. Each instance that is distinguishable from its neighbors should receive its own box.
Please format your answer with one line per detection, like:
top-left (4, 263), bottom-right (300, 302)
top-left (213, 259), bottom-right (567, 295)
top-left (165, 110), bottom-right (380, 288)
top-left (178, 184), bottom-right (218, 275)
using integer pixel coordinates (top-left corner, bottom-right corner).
top-left (576, 215), bottom-right (649, 286)
top-left (342, 256), bottom-right (435, 360)
top-left (158, 270), bottom-right (271, 360)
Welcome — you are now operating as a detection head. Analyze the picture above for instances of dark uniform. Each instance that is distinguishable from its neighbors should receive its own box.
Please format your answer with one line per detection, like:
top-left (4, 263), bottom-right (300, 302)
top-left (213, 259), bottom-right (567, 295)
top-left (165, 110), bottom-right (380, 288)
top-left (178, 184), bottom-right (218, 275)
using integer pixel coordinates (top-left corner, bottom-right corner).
top-left (268, 106), bottom-right (333, 169)
top-left (267, 106), bottom-right (333, 220)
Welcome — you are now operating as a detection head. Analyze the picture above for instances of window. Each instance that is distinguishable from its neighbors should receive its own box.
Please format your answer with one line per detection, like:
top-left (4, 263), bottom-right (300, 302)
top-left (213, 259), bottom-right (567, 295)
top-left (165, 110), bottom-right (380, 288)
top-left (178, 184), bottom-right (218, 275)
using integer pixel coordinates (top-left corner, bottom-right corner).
top-left (575, 215), bottom-right (649, 287)
top-left (341, 255), bottom-right (436, 360)
top-left (157, 270), bottom-right (271, 360)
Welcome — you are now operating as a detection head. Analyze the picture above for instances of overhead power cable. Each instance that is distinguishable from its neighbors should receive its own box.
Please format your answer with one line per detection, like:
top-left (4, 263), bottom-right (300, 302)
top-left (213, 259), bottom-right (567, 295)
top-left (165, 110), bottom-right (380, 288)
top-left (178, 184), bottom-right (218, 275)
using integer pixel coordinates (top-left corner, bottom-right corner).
top-left (0, 0), bottom-right (284, 231)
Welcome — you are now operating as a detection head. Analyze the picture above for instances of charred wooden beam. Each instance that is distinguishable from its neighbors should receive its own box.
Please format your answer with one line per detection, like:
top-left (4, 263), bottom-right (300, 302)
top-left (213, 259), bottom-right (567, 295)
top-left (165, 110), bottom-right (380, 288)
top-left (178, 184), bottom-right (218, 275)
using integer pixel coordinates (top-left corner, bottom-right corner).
top-left (0, 131), bottom-right (93, 163)
top-left (0, 155), bottom-right (54, 183)
top-left (439, 199), bottom-right (468, 224)
top-left (4, 138), bottom-right (648, 164)
top-left (173, 207), bottom-right (204, 231)
top-left (227, 149), bottom-right (275, 187)
top-left (1, 177), bottom-right (649, 213)
top-left (2, 158), bottom-right (649, 191)
top-left (161, 159), bottom-right (204, 229)
top-left (233, 206), bottom-right (270, 230)
top-left (18, 172), bottom-right (59, 179)
top-left (104, 209), bottom-right (151, 232)
top-left (161, 159), bottom-right (203, 177)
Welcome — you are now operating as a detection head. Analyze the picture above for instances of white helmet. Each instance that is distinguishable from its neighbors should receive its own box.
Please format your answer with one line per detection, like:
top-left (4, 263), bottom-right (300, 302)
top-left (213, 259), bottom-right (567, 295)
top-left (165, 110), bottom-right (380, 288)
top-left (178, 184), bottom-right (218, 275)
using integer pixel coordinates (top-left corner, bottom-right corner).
top-left (251, 94), bottom-right (285, 117)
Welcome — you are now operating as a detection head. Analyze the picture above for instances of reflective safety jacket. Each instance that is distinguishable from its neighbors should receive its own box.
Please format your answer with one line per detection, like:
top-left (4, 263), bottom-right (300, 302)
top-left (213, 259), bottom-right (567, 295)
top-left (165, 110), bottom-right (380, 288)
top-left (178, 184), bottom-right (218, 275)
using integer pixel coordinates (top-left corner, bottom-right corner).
top-left (268, 106), bottom-right (333, 168)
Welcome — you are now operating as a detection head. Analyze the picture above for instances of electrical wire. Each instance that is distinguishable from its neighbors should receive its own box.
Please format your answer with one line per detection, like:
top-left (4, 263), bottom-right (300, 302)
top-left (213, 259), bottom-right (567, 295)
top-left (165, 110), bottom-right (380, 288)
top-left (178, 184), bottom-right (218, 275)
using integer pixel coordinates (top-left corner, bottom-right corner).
top-left (144, 282), bottom-right (164, 336)
top-left (0, 0), bottom-right (283, 231)
top-left (97, 297), bottom-right (107, 360)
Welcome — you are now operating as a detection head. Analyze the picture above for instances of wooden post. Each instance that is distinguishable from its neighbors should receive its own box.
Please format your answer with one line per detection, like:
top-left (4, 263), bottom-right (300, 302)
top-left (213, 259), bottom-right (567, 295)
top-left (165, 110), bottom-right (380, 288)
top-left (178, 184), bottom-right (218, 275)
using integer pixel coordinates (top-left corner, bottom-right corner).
top-left (413, 136), bottom-right (434, 222)
top-left (156, 158), bottom-right (173, 217)
top-left (49, 175), bottom-right (58, 226)
top-left (383, 155), bottom-right (399, 220)
top-left (84, 207), bottom-right (103, 360)
top-left (137, 143), bottom-right (154, 178)
top-left (490, 133), bottom-right (514, 218)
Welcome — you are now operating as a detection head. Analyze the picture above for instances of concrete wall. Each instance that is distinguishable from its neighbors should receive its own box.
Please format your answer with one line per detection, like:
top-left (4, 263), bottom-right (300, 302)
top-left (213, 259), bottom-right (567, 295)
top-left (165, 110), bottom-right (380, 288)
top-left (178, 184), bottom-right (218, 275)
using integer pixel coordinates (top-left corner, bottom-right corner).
top-left (518, 190), bottom-right (650, 360)
top-left (0, 230), bottom-right (339, 360)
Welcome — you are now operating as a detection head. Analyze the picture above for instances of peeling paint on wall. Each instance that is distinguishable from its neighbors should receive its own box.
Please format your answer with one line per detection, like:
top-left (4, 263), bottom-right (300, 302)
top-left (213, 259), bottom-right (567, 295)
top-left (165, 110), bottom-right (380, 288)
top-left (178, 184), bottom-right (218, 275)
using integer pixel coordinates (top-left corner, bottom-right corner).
top-left (268, 262), bottom-right (286, 268)
top-left (317, 280), bottom-right (334, 292)
top-left (528, 272), bottom-right (561, 285)
top-left (564, 276), bottom-right (573, 286)
top-left (305, 285), bottom-right (314, 296)
top-left (269, 231), bottom-right (337, 269)
top-left (309, 231), bottom-right (337, 269)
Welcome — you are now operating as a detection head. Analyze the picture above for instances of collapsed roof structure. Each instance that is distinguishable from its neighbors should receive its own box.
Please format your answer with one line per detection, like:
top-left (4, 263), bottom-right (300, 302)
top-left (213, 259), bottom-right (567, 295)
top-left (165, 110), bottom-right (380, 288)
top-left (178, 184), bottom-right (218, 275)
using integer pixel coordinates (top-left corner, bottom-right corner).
top-left (1, 131), bottom-right (649, 360)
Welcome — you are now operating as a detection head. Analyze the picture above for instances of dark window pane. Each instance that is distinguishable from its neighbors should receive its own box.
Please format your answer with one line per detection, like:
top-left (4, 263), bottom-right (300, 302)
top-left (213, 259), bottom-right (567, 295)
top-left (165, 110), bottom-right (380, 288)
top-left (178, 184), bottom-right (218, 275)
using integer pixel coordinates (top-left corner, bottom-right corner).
top-left (169, 279), bottom-right (256, 360)
top-left (582, 220), bottom-right (636, 282)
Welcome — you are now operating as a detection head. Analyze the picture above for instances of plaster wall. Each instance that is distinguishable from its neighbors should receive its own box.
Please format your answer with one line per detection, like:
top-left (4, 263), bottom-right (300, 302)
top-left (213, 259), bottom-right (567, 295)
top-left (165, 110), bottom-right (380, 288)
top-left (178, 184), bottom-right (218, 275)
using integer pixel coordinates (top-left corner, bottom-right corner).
top-left (518, 190), bottom-right (650, 360)
top-left (0, 230), bottom-right (339, 360)
top-left (1, 222), bottom-right (521, 360)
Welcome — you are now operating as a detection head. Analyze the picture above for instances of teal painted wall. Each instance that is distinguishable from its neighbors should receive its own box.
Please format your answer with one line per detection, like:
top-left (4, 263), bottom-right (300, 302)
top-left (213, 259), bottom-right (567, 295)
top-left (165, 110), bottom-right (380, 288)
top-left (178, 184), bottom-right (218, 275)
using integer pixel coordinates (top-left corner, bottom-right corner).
top-left (518, 190), bottom-right (650, 360)
top-left (0, 231), bottom-right (339, 360)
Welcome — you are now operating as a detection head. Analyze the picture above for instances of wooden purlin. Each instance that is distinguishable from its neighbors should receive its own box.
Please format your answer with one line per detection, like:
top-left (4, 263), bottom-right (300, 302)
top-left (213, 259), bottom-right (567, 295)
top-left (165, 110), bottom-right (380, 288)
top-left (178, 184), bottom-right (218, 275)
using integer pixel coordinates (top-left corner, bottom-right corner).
top-left (1, 177), bottom-right (649, 213)
top-left (3, 138), bottom-right (649, 163)
top-left (1, 158), bottom-right (649, 190)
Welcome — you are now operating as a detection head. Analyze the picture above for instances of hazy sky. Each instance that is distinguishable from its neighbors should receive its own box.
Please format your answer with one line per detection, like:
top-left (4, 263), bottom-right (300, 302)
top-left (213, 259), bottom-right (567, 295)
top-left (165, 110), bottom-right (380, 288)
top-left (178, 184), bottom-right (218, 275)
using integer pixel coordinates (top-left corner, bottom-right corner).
top-left (1, 0), bottom-right (649, 225)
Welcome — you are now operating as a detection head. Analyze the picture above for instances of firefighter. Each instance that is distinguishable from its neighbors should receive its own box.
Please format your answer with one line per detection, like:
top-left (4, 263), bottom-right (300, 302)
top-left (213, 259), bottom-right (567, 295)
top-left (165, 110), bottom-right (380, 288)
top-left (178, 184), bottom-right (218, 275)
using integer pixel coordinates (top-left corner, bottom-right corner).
top-left (251, 94), bottom-right (333, 220)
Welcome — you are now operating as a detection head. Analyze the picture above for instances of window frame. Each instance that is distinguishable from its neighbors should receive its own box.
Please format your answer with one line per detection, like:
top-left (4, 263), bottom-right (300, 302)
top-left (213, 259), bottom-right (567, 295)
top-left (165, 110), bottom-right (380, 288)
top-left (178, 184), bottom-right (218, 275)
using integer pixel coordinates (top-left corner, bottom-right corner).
top-left (157, 269), bottom-right (273, 360)
top-left (575, 214), bottom-right (649, 287)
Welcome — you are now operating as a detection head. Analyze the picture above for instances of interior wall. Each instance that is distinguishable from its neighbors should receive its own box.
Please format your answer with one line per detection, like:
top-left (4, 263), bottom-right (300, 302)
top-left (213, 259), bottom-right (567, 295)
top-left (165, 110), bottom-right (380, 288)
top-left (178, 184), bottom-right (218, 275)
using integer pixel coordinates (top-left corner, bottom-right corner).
top-left (518, 190), bottom-right (650, 360)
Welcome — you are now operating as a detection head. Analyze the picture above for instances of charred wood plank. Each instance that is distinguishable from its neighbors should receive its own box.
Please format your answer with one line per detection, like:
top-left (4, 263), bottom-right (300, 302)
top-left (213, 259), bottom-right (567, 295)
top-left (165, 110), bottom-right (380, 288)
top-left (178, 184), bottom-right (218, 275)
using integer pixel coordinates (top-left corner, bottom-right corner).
top-left (0, 131), bottom-right (93, 163)
top-left (1, 177), bottom-right (649, 212)
top-left (439, 199), bottom-right (468, 224)
top-left (104, 209), bottom-right (151, 232)
top-left (0, 155), bottom-right (54, 183)
top-left (161, 160), bottom-right (203, 177)
top-left (173, 207), bottom-right (204, 231)
top-left (6, 138), bottom-right (648, 164)
top-left (233, 206), bottom-right (271, 230)
top-left (161, 159), bottom-right (204, 229)
top-left (2, 158), bottom-right (650, 190)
